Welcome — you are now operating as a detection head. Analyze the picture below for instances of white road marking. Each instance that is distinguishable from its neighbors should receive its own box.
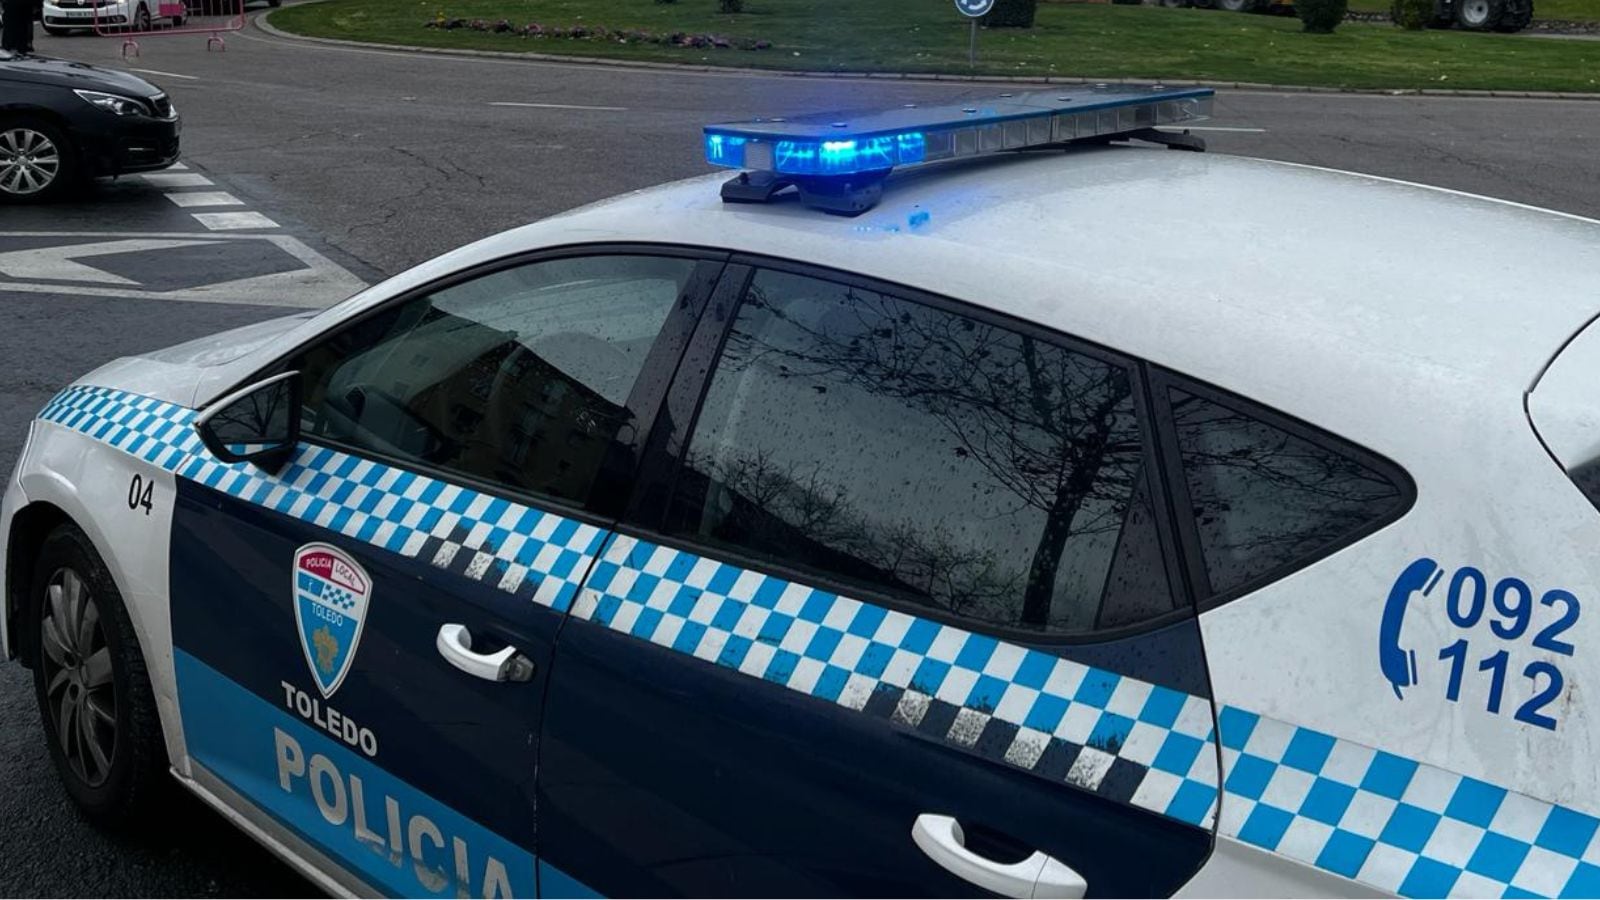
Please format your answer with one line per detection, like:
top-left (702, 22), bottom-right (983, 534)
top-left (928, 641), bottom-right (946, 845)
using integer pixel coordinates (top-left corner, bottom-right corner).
top-left (1155, 125), bottom-right (1268, 133)
top-left (138, 172), bottom-right (214, 188)
top-left (128, 67), bottom-right (199, 81)
top-left (169, 162), bottom-right (189, 170)
top-left (489, 101), bottom-right (629, 111)
top-left (193, 211), bottom-right (280, 231)
top-left (0, 232), bottom-right (368, 308)
top-left (0, 238), bottom-right (219, 285)
top-left (166, 191), bottom-right (245, 208)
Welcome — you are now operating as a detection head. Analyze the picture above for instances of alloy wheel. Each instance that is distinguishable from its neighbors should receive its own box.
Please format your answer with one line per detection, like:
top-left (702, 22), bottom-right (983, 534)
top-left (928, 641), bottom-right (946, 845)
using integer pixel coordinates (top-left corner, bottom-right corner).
top-left (39, 567), bottom-right (118, 788)
top-left (0, 128), bottom-right (63, 197)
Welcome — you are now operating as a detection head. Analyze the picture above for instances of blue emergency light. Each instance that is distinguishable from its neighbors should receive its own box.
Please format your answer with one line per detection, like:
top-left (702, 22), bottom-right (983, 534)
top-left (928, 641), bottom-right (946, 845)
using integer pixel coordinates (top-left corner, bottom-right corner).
top-left (705, 84), bottom-right (1214, 215)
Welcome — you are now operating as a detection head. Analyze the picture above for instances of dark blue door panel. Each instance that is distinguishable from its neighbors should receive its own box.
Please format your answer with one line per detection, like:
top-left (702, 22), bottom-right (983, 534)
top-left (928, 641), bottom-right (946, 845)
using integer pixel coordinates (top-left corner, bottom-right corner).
top-left (171, 478), bottom-right (564, 896)
top-left (538, 534), bottom-right (1218, 898)
top-left (540, 617), bottom-right (1212, 898)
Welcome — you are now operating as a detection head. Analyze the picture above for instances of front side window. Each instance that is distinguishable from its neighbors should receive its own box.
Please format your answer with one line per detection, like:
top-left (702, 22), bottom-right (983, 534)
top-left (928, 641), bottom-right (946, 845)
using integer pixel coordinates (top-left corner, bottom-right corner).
top-left (665, 270), bottom-right (1179, 636)
top-left (1168, 387), bottom-right (1409, 596)
top-left (293, 255), bottom-right (699, 504)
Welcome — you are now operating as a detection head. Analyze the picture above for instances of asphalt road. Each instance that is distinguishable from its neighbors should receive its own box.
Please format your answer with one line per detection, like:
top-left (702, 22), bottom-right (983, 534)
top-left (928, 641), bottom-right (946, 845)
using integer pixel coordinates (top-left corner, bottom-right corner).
top-left (1, 4), bottom-right (1598, 895)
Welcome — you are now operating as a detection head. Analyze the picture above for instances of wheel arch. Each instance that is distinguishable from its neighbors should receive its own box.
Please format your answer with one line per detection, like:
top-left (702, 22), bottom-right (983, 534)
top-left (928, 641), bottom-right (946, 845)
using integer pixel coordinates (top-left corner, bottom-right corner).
top-left (4, 499), bottom-right (72, 667)
top-left (0, 105), bottom-right (75, 133)
top-left (13, 421), bottom-right (189, 771)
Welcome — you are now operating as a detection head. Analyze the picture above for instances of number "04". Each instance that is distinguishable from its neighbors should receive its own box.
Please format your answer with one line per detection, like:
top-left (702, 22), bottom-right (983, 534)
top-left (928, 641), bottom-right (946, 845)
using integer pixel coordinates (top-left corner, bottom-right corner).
top-left (127, 474), bottom-right (154, 517)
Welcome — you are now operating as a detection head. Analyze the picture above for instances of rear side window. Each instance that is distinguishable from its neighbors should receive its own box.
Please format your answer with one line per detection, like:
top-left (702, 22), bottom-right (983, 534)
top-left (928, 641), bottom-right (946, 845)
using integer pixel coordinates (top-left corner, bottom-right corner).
top-left (664, 270), bottom-right (1180, 636)
top-left (1167, 387), bottom-right (1409, 596)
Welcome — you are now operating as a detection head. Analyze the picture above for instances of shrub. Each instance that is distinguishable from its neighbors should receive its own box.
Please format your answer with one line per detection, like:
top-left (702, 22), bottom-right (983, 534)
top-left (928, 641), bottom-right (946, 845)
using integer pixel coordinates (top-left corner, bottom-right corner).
top-left (1296, 0), bottom-right (1347, 31)
top-left (983, 0), bottom-right (1037, 27)
top-left (1390, 0), bottom-right (1432, 28)
top-left (718, 0), bottom-right (743, 11)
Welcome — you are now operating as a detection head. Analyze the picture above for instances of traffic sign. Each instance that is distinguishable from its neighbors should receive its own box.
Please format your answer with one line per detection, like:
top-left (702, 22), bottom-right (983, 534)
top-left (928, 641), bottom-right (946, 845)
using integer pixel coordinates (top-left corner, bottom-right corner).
top-left (955, 0), bottom-right (994, 17)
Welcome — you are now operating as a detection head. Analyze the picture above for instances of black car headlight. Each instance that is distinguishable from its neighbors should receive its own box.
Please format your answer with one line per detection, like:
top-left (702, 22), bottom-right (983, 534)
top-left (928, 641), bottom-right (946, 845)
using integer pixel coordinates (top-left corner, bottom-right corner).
top-left (73, 89), bottom-right (146, 117)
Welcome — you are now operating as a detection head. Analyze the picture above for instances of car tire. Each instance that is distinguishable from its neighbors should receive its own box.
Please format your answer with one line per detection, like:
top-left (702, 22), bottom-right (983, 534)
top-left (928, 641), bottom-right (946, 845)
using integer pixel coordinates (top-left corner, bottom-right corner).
top-left (0, 117), bottom-right (78, 204)
top-left (1454, 0), bottom-right (1504, 27)
top-left (29, 524), bottom-right (171, 828)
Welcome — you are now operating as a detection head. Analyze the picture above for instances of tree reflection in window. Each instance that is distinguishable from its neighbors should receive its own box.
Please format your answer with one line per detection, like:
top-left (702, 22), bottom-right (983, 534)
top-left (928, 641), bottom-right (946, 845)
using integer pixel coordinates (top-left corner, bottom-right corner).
top-left (1168, 388), bottom-right (1406, 596)
top-left (669, 272), bottom-right (1176, 635)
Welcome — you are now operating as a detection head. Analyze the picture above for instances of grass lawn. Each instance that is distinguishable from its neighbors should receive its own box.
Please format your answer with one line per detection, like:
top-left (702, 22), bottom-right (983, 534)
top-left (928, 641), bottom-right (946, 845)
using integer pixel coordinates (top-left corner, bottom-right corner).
top-left (271, 0), bottom-right (1600, 92)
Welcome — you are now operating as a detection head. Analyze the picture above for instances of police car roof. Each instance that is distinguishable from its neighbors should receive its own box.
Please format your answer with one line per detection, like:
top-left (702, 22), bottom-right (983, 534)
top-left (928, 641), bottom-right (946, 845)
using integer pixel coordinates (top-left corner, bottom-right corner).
top-left (524, 146), bottom-right (1600, 411)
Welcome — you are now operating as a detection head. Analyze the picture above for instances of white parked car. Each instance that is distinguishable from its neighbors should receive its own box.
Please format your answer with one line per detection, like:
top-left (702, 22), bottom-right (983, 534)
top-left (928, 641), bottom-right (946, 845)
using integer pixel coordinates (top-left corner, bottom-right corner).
top-left (40, 0), bottom-right (182, 34)
top-left (5, 85), bottom-right (1600, 898)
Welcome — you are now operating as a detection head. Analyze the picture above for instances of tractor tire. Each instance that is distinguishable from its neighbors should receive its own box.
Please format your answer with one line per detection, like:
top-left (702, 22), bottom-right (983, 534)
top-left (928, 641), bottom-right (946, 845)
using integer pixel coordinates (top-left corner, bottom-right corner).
top-left (1217, 0), bottom-right (1263, 12)
top-left (1454, 0), bottom-right (1504, 28)
top-left (1493, 0), bottom-right (1532, 29)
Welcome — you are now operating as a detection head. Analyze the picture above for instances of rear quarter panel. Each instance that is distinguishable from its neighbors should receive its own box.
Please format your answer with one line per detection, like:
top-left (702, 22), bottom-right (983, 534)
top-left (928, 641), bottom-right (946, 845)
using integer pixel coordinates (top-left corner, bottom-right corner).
top-left (1197, 379), bottom-right (1600, 896)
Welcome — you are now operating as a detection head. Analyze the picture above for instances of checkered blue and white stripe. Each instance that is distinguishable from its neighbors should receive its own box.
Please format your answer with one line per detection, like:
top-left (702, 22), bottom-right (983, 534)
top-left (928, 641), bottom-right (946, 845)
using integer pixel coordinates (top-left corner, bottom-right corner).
top-left (1216, 707), bottom-right (1600, 898)
top-left (50, 383), bottom-right (1599, 893)
top-left (572, 532), bottom-right (1222, 827)
top-left (39, 385), bottom-right (607, 611)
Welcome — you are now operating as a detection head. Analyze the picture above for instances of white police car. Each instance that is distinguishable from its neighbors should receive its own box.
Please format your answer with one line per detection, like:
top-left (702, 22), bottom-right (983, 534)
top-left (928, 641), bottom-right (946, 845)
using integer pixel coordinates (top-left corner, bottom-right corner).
top-left (5, 85), bottom-right (1600, 899)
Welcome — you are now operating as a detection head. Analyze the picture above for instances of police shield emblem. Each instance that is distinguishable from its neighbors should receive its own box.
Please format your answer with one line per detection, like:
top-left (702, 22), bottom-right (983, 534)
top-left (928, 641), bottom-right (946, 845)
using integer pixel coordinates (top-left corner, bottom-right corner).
top-left (293, 543), bottom-right (372, 698)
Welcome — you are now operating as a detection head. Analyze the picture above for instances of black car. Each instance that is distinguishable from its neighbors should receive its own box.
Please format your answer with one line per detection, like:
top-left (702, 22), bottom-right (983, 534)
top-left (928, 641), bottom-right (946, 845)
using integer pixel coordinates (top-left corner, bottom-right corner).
top-left (0, 49), bottom-right (179, 201)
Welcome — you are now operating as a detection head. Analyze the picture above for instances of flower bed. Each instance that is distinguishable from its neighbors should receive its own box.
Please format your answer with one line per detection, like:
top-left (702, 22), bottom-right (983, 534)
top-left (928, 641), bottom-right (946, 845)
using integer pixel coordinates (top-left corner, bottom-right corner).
top-left (423, 16), bottom-right (773, 49)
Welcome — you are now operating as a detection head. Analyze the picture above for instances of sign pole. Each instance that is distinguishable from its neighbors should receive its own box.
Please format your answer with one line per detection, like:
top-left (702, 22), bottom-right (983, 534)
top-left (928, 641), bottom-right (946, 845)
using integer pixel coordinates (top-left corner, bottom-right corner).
top-left (955, 0), bottom-right (993, 68)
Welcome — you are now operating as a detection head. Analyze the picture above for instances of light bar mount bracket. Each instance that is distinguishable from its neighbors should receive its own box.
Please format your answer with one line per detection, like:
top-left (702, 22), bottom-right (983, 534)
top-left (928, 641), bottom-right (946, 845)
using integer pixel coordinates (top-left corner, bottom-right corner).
top-left (1109, 127), bottom-right (1207, 152)
top-left (721, 168), bottom-right (892, 217)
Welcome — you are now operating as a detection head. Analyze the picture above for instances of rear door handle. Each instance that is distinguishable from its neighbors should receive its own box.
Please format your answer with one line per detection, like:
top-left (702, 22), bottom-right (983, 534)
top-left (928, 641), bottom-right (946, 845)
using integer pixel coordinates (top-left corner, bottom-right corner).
top-left (911, 813), bottom-right (1087, 899)
top-left (435, 624), bottom-right (533, 682)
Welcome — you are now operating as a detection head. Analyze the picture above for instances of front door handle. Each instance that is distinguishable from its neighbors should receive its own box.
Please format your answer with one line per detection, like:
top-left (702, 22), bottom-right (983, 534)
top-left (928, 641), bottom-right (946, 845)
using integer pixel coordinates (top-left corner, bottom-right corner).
top-left (911, 813), bottom-right (1087, 899)
top-left (435, 624), bottom-right (533, 682)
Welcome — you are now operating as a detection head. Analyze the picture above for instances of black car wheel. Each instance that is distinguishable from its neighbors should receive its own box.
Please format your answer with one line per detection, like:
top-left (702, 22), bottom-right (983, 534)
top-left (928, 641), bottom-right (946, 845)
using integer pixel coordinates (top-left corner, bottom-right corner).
top-left (0, 118), bottom-right (76, 203)
top-left (30, 524), bottom-right (169, 826)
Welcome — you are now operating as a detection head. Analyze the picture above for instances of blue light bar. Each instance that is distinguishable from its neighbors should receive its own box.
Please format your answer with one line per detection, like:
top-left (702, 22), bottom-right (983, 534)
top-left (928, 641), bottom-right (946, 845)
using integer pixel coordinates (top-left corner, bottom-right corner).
top-left (703, 84), bottom-right (1214, 177)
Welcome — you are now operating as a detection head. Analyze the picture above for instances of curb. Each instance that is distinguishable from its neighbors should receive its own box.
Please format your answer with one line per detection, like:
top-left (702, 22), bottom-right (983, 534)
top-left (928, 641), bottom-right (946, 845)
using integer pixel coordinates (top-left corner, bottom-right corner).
top-left (256, 7), bottom-right (1600, 101)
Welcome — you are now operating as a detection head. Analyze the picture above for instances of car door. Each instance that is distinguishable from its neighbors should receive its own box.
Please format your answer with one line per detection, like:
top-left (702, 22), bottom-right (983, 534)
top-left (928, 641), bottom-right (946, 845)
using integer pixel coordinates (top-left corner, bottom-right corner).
top-left (536, 262), bottom-right (1223, 897)
top-left (167, 249), bottom-right (722, 897)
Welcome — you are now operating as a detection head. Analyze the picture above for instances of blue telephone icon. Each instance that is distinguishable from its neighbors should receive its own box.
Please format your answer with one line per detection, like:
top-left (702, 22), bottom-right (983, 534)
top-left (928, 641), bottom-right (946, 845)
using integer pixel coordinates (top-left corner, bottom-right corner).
top-left (1380, 557), bottom-right (1443, 700)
